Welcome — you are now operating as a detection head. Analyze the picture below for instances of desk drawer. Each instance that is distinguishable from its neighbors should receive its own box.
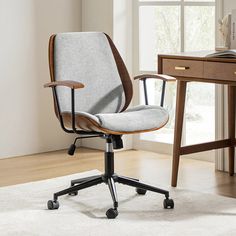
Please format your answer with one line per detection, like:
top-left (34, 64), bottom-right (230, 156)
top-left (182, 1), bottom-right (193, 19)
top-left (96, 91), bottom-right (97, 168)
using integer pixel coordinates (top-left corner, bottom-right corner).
top-left (204, 62), bottom-right (236, 81)
top-left (162, 59), bottom-right (203, 78)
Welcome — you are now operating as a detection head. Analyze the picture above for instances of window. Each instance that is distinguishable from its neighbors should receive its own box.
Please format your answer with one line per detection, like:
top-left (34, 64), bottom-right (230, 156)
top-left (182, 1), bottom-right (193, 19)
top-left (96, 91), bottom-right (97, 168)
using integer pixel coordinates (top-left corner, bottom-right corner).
top-left (135, 0), bottom-right (217, 149)
top-left (139, 0), bottom-right (215, 71)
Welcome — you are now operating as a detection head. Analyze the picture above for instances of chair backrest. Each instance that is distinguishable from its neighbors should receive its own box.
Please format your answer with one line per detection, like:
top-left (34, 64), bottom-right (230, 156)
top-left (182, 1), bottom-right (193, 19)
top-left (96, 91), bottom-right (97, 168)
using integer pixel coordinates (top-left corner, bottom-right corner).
top-left (49, 32), bottom-right (133, 115)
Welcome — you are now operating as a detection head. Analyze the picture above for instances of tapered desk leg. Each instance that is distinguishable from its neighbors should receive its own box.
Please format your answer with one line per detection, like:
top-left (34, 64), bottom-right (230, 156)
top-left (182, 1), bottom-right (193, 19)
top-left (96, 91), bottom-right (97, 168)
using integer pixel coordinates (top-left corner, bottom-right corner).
top-left (228, 85), bottom-right (235, 176)
top-left (171, 80), bottom-right (187, 187)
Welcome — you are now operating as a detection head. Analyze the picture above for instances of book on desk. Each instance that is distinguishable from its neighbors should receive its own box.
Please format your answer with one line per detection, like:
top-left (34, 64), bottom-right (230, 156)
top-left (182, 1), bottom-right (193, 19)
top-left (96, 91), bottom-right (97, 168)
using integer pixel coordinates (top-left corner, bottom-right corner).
top-left (206, 50), bottom-right (236, 58)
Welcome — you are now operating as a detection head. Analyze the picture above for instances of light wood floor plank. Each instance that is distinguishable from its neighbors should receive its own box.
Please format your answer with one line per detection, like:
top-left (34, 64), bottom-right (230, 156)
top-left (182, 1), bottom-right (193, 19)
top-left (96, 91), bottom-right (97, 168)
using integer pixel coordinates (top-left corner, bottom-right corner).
top-left (0, 148), bottom-right (235, 198)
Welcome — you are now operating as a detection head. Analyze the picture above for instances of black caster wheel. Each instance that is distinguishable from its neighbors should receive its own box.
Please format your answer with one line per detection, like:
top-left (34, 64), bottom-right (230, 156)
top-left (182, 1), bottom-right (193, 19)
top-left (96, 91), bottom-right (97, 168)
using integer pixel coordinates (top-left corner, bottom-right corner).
top-left (136, 188), bottom-right (147, 195)
top-left (106, 208), bottom-right (118, 219)
top-left (68, 191), bottom-right (78, 196)
top-left (163, 198), bottom-right (174, 209)
top-left (47, 200), bottom-right (59, 210)
top-left (68, 144), bottom-right (76, 156)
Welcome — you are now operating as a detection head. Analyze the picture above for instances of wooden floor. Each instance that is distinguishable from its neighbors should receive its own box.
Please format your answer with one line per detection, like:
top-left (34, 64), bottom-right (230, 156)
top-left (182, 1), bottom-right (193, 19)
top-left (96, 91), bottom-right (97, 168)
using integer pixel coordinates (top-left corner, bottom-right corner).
top-left (0, 148), bottom-right (235, 198)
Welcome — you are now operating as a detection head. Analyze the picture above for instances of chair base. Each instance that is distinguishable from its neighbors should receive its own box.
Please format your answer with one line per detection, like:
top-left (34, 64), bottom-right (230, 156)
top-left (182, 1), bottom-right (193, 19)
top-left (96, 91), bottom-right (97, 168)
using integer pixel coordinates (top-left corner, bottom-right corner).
top-left (47, 136), bottom-right (174, 219)
top-left (47, 173), bottom-right (174, 218)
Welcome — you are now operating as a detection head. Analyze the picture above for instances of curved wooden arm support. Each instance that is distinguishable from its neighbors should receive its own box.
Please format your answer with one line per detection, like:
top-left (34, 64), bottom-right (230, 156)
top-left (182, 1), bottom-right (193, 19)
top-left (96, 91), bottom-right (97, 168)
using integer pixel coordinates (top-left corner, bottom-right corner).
top-left (44, 80), bottom-right (85, 89)
top-left (134, 74), bottom-right (176, 82)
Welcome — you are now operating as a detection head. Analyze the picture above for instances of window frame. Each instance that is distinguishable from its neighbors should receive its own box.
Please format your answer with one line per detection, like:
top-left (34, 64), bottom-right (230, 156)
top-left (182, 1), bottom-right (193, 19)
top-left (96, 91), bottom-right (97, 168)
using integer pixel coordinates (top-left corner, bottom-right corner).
top-left (137, 0), bottom-right (218, 73)
top-left (132, 0), bottom-right (223, 161)
top-left (139, 1), bottom-right (216, 53)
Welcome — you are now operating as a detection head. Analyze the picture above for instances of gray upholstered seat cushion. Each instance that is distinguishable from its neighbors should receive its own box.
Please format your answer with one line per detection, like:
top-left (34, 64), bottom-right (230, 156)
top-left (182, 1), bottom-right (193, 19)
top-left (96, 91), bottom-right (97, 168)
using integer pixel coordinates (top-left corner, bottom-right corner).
top-left (77, 105), bottom-right (169, 132)
top-left (54, 32), bottom-right (125, 115)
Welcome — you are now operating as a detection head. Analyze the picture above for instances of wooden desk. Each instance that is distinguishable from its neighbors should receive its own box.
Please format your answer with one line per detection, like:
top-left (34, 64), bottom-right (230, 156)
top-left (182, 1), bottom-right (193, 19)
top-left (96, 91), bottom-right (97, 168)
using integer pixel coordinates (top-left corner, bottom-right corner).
top-left (158, 51), bottom-right (236, 187)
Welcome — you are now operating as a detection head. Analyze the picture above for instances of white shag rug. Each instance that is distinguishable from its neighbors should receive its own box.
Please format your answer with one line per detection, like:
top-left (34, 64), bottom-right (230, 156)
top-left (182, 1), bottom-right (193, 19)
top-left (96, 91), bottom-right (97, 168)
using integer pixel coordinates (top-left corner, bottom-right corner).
top-left (0, 170), bottom-right (236, 236)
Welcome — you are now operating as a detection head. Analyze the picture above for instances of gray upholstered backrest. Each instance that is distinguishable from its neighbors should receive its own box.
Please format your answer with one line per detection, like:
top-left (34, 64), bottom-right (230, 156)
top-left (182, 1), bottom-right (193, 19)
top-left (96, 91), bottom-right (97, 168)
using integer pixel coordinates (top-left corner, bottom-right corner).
top-left (54, 32), bottom-right (125, 115)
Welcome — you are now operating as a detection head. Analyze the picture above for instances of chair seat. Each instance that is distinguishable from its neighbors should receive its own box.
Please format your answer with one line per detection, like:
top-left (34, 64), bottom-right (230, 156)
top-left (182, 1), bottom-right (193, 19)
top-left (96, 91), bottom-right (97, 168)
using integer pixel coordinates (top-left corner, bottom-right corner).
top-left (95, 105), bottom-right (168, 132)
top-left (70, 105), bottom-right (167, 133)
top-left (62, 105), bottom-right (169, 134)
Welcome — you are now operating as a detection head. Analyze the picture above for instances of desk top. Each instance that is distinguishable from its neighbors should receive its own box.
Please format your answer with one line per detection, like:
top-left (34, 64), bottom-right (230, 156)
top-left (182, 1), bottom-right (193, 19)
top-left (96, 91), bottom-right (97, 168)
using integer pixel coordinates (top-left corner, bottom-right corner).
top-left (159, 50), bottom-right (236, 63)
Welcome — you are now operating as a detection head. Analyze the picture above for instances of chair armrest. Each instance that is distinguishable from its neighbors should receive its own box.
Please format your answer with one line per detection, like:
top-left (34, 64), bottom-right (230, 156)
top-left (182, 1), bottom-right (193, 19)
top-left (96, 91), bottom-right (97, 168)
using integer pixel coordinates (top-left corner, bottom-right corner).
top-left (44, 80), bottom-right (85, 89)
top-left (134, 74), bottom-right (176, 82)
top-left (134, 74), bottom-right (175, 106)
top-left (44, 80), bottom-right (85, 134)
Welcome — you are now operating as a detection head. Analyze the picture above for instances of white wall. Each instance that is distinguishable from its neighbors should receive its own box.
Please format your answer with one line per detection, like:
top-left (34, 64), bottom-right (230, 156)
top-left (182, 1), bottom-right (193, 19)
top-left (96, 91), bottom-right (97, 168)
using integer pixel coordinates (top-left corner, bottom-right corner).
top-left (82, 0), bottom-right (113, 36)
top-left (0, 0), bottom-right (82, 158)
top-left (223, 0), bottom-right (236, 14)
top-left (113, 0), bottom-right (133, 73)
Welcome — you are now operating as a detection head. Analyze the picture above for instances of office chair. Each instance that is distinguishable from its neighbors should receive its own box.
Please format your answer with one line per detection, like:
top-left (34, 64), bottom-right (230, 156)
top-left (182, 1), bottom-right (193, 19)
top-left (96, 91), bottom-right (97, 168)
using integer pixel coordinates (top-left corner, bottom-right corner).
top-left (44, 32), bottom-right (175, 219)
